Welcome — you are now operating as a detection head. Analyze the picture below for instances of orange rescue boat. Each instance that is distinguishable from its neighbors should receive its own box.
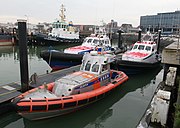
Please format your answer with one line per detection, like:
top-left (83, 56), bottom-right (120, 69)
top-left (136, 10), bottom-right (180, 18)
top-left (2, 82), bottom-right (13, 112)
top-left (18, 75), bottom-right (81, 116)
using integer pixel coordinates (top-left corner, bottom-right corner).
top-left (12, 51), bottom-right (128, 120)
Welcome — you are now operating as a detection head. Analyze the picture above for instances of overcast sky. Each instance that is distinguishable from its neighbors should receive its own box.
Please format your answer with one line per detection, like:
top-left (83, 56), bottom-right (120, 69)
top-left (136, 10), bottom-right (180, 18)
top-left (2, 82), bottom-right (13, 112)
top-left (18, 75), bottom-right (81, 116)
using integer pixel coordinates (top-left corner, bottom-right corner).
top-left (0, 0), bottom-right (179, 26)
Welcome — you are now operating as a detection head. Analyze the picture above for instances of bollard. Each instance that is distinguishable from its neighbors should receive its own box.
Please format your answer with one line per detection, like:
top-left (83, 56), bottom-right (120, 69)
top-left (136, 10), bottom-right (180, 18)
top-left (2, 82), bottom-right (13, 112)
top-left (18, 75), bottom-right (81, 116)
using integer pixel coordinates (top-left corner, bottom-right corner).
top-left (117, 29), bottom-right (123, 48)
top-left (18, 20), bottom-right (29, 92)
top-left (157, 30), bottom-right (161, 54)
top-left (138, 29), bottom-right (142, 42)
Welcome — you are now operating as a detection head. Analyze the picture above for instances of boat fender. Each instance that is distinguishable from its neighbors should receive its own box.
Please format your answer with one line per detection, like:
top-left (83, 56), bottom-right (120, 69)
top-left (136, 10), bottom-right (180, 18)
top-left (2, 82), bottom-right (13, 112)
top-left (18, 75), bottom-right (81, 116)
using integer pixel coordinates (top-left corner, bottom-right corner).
top-left (12, 97), bottom-right (23, 104)
top-left (11, 97), bottom-right (23, 110)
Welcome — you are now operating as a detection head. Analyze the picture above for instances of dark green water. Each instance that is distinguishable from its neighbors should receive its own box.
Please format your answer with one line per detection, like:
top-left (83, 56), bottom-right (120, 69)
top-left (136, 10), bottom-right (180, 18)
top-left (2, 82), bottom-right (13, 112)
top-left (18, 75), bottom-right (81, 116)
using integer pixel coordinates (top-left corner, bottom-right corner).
top-left (0, 43), bottom-right (163, 128)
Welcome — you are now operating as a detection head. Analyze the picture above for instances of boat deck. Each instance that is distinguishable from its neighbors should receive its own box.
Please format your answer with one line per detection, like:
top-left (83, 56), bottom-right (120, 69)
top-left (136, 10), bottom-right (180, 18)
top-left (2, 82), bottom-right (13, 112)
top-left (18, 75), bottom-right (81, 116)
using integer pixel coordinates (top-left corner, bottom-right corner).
top-left (0, 82), bottom-right (21, 103)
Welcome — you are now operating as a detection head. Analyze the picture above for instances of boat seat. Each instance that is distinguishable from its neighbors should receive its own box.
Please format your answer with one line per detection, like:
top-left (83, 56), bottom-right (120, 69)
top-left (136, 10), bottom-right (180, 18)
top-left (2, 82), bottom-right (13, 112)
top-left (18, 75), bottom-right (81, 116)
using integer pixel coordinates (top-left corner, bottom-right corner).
top-left (111, 72), bottom-right (119, 79)
top-left (52, 80), bottom-right (73, 97)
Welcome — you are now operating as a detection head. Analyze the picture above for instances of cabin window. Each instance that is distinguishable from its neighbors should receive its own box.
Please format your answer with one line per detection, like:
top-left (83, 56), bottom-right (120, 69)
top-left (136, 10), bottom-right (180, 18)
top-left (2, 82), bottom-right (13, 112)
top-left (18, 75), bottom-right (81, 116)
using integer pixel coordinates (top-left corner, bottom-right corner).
top-left (87, 39), bottom-right (92, 43)
top-left (101, 40), bottom-right (104, 44)
top-left (105, 40), bottom-right (109, 45)
top-left (99, 40), bottom-right (103, 45)
top-left (138, 45), bottom-right (145, 50)
top-left (55, 24), bottom-right (58, 28)
top-left (62, 25), bottom-right (66, 28)
top-left (91, 63), bottom-right (99, 73)
top-left (83, 38), bottom-right (87, 43)
top-left (85, 61), bottom-right (91, 71)
top-left (145, 46), bottom-right (151, 51)
top-left (102, 64), bottom-right (108, 72)
top-left (133, 45), bottom-right (138, 50)
top-left (93, 39), bottom-right (99, 45)
top-left (80, 60), bottom-right (85, 70)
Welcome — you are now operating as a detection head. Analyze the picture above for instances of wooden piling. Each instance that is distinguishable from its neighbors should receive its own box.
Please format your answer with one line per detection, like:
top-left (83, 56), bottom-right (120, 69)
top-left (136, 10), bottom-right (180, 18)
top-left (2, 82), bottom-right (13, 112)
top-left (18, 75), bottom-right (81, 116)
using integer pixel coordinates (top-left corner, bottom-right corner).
top-left (138, 29), bottom-right (142, 42)
top-left (18, 20), bottom-right (29, 92)
top-left (117, 29), bottom-right (123, 48)
top-left (157, 30), bottom-right (161, 54)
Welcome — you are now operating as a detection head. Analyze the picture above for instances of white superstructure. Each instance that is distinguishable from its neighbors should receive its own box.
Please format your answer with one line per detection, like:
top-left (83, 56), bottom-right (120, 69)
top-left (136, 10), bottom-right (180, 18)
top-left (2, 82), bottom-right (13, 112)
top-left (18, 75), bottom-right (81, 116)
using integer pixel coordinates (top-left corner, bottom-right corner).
top-left (48, 4), bottom-right (79, 40)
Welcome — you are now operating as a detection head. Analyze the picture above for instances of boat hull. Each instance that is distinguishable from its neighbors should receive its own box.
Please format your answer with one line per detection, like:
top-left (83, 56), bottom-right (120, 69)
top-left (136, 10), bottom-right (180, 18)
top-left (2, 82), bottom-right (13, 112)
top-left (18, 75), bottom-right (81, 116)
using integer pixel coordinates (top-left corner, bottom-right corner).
top-left (19, 104), bottom-right (88, 120)
top-left (29, 34), bottom-right (82, 46)
top-left (40, 50), bottom-right (83, 70)
top-left (0, 41), bottom-right (14, 46)
top-left (115, 60), bottom-right (161, 75)
top-left (0, 34), bottom-right (15, 46)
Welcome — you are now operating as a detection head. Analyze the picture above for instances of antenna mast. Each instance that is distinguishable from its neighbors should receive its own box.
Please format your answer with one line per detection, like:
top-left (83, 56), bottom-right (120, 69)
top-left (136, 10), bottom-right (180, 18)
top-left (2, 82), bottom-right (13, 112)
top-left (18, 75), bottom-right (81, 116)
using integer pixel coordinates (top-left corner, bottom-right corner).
top-left (60, 4), bottom-right (66, 22)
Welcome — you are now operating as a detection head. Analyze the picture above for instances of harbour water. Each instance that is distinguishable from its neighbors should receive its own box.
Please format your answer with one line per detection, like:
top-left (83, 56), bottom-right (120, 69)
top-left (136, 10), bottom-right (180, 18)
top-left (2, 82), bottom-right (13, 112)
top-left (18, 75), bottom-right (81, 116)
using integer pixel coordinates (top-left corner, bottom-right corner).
top-left (0, 43), bottom-right (162, 128)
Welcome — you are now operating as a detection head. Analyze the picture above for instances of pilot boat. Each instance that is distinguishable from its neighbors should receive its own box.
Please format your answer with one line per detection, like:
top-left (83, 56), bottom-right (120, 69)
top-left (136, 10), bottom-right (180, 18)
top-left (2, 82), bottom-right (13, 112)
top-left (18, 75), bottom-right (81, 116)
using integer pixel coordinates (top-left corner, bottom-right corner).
top-left (12, 51), bottom-right (128, 120)
top-left (40, 26), bottom-right (112, 70)
top-left (115, 32), bottom-right (161, 74)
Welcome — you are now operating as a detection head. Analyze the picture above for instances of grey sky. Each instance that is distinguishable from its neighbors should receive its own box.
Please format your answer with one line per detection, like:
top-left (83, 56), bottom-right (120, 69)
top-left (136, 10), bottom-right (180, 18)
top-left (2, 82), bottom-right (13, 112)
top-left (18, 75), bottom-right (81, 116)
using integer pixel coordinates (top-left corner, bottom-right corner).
top-left (0, 0), bottom-right (179, 26)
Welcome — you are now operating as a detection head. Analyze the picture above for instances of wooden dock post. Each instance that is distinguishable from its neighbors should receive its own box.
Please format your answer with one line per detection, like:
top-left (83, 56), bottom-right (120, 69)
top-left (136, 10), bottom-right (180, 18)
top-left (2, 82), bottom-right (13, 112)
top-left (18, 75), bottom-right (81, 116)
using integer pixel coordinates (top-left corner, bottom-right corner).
top-left (138, 29), bottom-right (142, 42)
top-left (18, 20), bottom-right (29, 92)
top-left (157, 30), bottom-right (161, 54)
top-left (117, 29), bottom-right (123, 48)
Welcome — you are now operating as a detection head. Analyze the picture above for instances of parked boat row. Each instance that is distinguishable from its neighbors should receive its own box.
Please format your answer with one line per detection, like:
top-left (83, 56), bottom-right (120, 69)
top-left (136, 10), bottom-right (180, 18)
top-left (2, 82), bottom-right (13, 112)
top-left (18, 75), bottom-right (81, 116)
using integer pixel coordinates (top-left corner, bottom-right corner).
top-left (40, 26), bottom-right (116, 70)
top-left (41, 31), bottom-right (161, 74)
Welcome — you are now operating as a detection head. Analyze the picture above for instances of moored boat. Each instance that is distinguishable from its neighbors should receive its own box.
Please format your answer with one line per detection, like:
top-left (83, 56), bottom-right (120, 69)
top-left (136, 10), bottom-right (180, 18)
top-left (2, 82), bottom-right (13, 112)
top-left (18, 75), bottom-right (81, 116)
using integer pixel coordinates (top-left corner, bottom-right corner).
top-left (0, 34), bottom-right (15, 46)
top-left (40, 27), bottom-right (114, 70)
top-left (115, 32), bottom-right (161, 74)
top-left (30, 4), bottom-right (80, 46)
top-left (12, 51), bottom-right (128, 120)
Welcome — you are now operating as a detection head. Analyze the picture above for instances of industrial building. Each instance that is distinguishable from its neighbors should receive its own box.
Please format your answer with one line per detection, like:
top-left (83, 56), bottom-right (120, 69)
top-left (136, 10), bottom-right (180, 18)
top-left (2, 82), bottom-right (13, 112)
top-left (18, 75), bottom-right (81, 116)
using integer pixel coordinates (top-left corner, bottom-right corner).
top-left (140, 11), bottom-right (180, 34)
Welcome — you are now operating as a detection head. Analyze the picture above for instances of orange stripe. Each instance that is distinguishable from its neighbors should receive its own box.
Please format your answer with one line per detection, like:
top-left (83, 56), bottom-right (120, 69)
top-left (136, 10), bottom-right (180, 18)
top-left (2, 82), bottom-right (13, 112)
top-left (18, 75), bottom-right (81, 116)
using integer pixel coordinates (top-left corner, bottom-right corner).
top-left (93, 82), bottom-right (100, 89)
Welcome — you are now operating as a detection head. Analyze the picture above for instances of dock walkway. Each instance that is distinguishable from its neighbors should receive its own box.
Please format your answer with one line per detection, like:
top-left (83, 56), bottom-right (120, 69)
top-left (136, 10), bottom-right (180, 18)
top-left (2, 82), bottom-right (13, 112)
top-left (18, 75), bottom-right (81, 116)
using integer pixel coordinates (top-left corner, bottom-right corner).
top-left (0, 65), bottom-right (80, 114)
top-left (162, 41), bottom-right (180, 65)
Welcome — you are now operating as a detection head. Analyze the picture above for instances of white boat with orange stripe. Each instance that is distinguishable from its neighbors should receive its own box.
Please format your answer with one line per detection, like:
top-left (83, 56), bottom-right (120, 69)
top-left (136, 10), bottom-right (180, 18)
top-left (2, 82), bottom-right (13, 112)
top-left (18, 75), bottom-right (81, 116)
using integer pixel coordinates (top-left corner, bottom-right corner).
top-left (12, 51), bottom-right (128, 120)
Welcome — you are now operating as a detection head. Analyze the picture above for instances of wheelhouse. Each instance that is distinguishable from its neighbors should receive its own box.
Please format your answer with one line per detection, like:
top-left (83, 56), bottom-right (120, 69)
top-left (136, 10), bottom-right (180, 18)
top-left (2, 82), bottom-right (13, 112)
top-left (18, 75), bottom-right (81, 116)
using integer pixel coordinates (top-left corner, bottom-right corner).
top-left (82, 36), bottom-right (111, 47)
top-left (80, 52), bottom-right (113, 75)
top-left (132, 42), bottom-right (157, 53)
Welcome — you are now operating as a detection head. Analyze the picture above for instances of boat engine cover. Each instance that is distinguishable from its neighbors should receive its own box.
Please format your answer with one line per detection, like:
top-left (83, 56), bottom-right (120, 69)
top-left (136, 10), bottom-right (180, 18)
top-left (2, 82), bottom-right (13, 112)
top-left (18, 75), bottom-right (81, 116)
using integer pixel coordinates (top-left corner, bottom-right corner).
top-left (52, 81), bottom-right (74, 97)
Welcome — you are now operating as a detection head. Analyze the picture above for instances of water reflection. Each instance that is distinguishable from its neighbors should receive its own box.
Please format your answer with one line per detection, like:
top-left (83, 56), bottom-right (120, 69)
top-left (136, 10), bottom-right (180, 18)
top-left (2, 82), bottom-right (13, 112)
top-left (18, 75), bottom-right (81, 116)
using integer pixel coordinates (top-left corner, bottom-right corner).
top-left (0, 44), bottom-right (80, 86)
top-left (0, 112), bottom-right (21, 128)
top-left (0, 43), bottom-right (80, 60)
